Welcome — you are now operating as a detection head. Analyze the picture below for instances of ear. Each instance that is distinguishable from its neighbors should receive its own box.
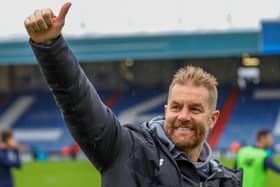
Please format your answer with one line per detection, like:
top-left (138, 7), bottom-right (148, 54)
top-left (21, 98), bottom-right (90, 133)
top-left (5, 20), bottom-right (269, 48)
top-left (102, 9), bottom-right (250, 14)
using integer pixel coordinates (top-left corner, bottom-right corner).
top-left (209, 110), bottom-right (220, 129)
top-left (164, 104), bottom-right (168, 117)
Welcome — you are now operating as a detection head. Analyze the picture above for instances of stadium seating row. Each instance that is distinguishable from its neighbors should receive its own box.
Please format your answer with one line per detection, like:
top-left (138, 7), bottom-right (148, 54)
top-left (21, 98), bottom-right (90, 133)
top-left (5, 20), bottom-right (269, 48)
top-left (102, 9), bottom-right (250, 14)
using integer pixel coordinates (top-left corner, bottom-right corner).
top-left (0, 85), bottom-right (279, 152)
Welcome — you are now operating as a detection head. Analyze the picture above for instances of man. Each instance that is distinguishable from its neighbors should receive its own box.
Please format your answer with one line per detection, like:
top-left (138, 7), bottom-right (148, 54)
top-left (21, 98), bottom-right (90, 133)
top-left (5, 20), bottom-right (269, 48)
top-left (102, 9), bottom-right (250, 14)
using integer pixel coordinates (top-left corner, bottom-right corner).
top-left (24, 2), bottom-right (242, 186)
top-left (0, 129), bottom-right (21, 187)
top-left (236, 129), bottom-right (280, 187)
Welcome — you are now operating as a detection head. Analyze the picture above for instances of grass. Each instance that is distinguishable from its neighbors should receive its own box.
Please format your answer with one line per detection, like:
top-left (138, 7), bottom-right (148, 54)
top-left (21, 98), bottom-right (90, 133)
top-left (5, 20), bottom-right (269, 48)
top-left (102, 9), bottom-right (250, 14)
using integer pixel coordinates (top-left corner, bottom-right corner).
top-left (13, 158), bottom-right (280, 187)
top-left (13, 160), bottom-right (101, 187)
top-left (220, 157), bottom-right (280, 187)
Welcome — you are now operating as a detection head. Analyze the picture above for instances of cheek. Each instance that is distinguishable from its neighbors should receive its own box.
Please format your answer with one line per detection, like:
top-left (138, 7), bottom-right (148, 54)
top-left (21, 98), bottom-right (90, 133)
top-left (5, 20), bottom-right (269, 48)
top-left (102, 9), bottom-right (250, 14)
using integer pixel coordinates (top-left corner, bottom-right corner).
top-left (164, 113), bottom-right (177, 133)
top-left (193, 116), bottom-right (210, 133)
top-left (202, 115), bottom-right (211, 127)
top-left (165, 111), bottom-right (177, 124)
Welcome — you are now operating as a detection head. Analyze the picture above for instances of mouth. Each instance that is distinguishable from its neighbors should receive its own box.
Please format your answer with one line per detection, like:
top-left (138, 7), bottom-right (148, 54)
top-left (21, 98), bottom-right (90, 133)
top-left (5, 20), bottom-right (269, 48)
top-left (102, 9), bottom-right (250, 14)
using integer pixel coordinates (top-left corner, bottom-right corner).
top-left (174, 127), bottom-right (195, 135)
top-left (177, 127), bottom-right (193, 131)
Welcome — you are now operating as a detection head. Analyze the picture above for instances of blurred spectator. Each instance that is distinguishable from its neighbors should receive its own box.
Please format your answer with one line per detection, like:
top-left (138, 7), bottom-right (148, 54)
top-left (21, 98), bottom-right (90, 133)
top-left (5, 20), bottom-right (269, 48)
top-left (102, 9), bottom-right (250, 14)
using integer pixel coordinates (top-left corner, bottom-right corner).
top-left (31, 144), bottom-right (39, 161)
top-left (0, 129), bottom-right (22, 187)
top-left (235, 129), bottom-right (280, 187)
top-left (30, 144), bottom-right (47, 161)
top-left (70, 143), bottom-right (80, 160)
top-left (230, 141), bottom-right (241, 153)
top-left (61, 143), bottom-right (80, 160)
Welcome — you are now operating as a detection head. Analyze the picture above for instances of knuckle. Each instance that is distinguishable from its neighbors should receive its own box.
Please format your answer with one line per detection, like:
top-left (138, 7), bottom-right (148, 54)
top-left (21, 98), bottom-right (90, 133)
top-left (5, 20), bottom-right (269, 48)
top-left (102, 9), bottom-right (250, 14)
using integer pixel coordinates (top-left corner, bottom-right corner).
top-left (28, 14), bottom-right (34, 19)
top-left (42, 12), bottom-right (50, 19)
top-left (46, 8), bottom-right (52, 14)
top-left (24, 19), bottom-right (29, 26)
top-left (36, 17), bottom-right (44, 24)
top-left (28, 19), bottom-right (35, 25)
top-left (28, 20), bottom-right (35, 27)
top-left (42, 9), bottom-right (50, 16)
top-left (30, 22), bottom-right (38, 28)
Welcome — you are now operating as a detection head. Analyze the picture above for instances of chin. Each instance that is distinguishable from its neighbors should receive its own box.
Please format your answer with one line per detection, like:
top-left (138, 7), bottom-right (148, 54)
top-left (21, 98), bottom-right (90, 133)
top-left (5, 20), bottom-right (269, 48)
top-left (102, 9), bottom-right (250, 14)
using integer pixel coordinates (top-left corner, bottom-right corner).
top-left (173, 139), bottom-right (198, 150)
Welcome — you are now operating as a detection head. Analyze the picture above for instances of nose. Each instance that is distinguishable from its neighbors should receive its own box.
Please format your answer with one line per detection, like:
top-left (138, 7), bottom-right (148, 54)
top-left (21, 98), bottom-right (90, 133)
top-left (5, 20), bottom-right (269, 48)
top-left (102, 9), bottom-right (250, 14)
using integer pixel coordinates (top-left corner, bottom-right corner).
top-left (177, 107), bottom-right (191, 122)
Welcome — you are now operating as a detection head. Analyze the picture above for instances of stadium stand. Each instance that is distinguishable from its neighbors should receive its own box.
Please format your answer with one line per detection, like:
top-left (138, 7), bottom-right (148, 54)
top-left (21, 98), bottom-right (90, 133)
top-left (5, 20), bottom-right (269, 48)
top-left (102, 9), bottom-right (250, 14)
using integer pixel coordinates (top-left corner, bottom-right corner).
top-left (208, 86), bottom-right (240, 149)
top-left (0, 83), bottom-right (279, 153)
top-left (217, 84), bottom-right (280, 150)
top-left (6, 92), bottom-right (68, 152)
top-left (112, 86), bottom-right (167, 124)
top-left (0, 85), bottom-right (220, 151)
top-left (10, 90), bottom-right (114, 152)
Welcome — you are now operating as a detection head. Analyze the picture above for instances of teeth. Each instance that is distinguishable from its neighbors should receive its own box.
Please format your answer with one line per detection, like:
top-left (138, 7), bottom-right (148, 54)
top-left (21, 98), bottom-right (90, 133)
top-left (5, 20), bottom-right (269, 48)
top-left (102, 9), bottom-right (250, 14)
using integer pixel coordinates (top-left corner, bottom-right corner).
top-left (178, 127), bottom-right (192, 131)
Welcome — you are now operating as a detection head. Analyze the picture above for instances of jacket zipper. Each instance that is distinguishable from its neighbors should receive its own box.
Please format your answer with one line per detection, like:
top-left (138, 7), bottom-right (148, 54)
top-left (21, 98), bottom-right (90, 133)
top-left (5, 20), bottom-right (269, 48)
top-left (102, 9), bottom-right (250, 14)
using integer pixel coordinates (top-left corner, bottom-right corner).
top-left (200, 182), bottom-right (203, 187)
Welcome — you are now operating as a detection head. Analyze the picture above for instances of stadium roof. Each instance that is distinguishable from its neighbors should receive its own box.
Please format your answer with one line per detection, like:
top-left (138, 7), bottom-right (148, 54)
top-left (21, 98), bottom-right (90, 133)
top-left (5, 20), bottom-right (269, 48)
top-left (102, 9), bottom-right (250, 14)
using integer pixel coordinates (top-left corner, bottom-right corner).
top-left (0, 31), bottom-right (259, 65)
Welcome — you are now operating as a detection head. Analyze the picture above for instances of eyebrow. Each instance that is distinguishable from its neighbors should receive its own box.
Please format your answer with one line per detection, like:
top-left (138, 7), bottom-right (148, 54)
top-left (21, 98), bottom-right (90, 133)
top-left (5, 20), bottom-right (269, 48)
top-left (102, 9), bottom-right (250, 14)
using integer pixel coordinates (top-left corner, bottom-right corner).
top-left (169, 100), bottom-right (181, 105)
top-left (190, 103), bottom-right (203, 108)
top-left (169, 100), bottom-right (203, 107)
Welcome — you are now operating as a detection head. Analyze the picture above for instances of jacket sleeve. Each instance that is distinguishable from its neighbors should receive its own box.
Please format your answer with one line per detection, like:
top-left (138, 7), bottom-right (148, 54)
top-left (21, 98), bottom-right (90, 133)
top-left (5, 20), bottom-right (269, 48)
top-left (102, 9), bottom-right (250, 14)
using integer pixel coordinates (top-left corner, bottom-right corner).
top-left (0, 149), bottom-right (21, 168)
top-left (30, 35), bottom-right (132, 171)
top-left (264, 156), bottom-right (280, 173)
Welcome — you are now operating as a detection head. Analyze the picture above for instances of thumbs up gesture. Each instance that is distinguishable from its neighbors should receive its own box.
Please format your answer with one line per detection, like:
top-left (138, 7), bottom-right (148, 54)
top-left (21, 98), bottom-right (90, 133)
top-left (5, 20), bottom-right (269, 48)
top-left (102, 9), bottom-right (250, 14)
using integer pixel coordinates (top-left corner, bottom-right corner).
top-left (24, 2), bottom-right (72, 43)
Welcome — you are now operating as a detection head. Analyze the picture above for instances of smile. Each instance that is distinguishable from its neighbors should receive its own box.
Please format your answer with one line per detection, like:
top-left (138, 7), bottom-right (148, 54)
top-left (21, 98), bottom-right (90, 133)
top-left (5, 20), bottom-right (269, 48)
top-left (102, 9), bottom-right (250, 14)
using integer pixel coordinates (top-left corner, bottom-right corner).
top-left (178, 127), bottom-right (193, 131)
top-left (174, 127), bottom-right (195, 135)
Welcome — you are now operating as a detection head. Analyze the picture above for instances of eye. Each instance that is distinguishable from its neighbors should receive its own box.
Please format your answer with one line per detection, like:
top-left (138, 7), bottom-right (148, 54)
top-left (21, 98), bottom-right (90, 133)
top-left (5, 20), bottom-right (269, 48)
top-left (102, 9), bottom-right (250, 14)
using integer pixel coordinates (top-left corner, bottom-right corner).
top-left (170, 104), bottom-right (181, 112)
top-left (190, 107), bottom-right (202, 114)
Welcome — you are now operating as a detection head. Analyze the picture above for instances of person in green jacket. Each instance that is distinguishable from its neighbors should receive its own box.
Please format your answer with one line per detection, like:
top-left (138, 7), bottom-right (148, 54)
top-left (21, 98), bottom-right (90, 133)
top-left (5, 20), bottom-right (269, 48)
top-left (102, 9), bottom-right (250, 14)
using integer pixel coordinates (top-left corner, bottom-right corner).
top-left (236, 129), bottom-right (280, 187)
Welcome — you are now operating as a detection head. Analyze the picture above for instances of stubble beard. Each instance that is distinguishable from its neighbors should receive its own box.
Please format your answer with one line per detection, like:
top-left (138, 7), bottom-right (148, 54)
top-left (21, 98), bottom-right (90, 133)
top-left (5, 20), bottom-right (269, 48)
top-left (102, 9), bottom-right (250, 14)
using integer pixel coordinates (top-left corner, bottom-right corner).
top-left (165, 122), bottom-right (207, 150)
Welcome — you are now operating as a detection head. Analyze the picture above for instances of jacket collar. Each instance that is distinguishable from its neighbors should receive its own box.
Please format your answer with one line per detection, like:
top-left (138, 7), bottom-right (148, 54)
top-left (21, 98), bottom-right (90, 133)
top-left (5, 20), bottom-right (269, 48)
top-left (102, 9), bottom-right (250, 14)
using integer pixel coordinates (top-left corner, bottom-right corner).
top-left (144, 116), bottom-right (217, 178)
top-left (145, 116), bottom-right (213, 165)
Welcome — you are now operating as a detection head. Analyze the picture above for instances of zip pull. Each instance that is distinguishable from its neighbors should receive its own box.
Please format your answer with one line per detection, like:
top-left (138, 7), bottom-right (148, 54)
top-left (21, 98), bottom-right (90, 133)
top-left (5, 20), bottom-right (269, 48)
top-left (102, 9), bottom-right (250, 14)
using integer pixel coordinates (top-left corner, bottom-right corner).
top-left (200, 182), bottom-right (203, 187)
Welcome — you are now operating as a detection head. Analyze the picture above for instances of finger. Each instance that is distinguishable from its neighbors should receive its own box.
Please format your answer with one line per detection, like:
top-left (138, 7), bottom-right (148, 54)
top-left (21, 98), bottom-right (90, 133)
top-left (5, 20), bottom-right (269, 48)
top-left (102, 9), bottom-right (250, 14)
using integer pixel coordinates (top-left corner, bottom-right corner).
top-left (37, 17), bottom-right (49, 31)
top-left (42, 9), bottom-right (53, 26)
top-left (36, 11), bottom-right (49, 31)
top-left (57, 2), bottom-right (72, 21)
top-left (30, 14), bottom-right (40, 32)
top-left (24, 17), bottom-right (35, 33)
top-left (34, 9), bottom-right (40, 17)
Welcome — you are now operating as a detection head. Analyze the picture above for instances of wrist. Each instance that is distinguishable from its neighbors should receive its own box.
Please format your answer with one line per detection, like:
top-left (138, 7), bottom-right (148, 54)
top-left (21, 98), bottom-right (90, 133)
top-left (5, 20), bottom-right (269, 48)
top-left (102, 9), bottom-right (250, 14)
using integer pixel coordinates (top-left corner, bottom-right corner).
top-left (32, 35), bottom-right (61, 46)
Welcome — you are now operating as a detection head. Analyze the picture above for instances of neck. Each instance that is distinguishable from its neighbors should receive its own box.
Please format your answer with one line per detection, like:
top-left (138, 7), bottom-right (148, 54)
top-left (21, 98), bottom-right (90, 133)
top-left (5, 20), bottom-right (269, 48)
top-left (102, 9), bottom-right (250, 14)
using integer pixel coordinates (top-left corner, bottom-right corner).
top-left (184, 144), bottom-right (203, 162)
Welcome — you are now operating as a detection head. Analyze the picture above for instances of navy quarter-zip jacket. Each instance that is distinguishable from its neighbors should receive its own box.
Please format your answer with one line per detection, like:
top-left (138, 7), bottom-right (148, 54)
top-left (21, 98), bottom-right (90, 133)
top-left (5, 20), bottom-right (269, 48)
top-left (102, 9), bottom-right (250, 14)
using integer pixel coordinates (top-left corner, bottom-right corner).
top-left (30, 35), bottom-right (242, 187)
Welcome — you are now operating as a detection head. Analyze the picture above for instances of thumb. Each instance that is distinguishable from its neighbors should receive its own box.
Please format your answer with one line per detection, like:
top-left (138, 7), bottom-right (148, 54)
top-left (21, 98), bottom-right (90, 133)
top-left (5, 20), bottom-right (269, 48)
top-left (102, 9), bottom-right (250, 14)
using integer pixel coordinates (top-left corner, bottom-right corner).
top-left (57, 2), bottom-right (72, 21)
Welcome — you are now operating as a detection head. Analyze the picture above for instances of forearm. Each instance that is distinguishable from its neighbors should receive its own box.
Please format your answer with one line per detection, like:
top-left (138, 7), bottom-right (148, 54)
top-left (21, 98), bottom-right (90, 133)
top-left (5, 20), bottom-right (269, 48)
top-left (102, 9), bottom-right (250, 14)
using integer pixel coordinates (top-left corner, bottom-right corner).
top-left (264, 157), bottom-right (280, 173)
top-left (30, 36), bottom-right (82, 90)
top-left (30, 36), bottom-right (108, 135)
top-left (30, 36), bottom-right (124, 169)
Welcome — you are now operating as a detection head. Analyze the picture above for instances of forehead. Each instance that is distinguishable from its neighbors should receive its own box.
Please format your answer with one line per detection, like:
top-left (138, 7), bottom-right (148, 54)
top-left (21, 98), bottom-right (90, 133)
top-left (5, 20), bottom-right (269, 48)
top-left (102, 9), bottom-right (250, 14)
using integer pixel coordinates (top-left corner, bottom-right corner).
top-left (264, 133), bottom-right (272, 138)
top-left (169, 83), bottom-right (210, 105)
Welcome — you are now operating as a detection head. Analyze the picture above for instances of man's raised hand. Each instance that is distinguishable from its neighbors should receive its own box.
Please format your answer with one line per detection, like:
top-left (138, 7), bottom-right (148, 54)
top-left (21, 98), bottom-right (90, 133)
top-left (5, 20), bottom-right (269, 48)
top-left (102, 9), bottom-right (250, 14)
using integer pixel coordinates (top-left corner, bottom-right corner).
top-left (24, 2), bottom-right (72, 43)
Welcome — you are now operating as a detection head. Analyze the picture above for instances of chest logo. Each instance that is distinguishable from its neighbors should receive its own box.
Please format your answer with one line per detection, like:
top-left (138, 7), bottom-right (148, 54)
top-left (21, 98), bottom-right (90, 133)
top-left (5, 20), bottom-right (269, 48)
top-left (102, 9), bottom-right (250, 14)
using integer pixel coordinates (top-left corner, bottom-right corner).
top-left (159, 158), bottom-right (164, 166)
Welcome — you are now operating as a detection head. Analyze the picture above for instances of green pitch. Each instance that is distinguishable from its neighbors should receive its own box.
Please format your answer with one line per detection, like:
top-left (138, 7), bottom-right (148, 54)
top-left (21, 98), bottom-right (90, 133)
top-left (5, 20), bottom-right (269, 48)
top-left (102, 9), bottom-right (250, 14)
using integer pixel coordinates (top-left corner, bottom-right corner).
top-left (220, 157), bottom-right (280, 187)
top-left (13, 158), bottom-right (280, 187)
top-left (13, 160), bottom-right (101, 187)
